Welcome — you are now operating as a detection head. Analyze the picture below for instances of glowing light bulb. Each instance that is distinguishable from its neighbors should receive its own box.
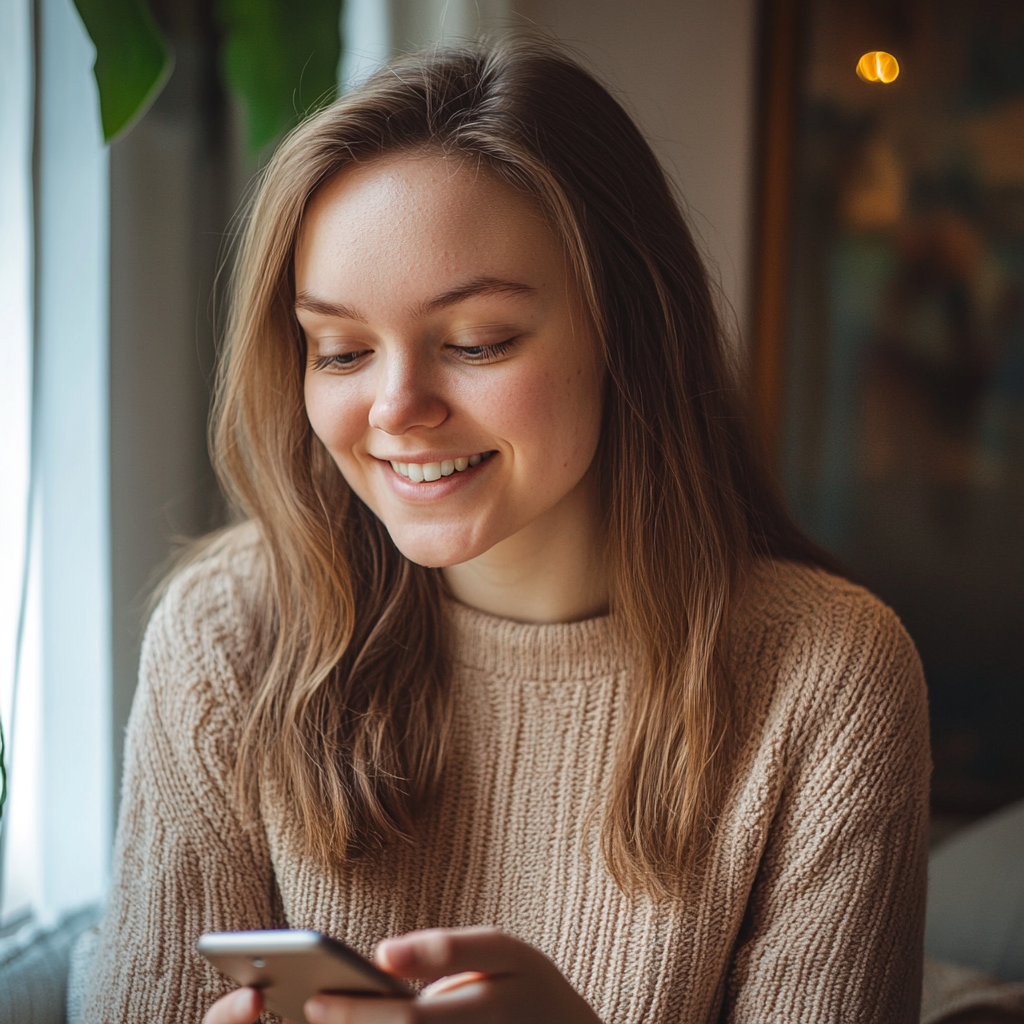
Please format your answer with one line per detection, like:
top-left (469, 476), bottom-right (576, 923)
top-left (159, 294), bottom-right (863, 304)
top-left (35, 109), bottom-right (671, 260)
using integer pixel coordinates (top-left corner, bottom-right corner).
top-left (856, 51), bottom-right (900, 84)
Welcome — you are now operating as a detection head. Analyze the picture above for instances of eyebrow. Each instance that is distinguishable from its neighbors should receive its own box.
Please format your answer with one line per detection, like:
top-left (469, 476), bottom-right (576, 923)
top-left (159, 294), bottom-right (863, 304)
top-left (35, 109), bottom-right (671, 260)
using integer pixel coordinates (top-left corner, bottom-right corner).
top-left (294, 276), bottom-right (536, 322)
top-left (293, 293), bottom-right (367, 322)
top-left (416, 276), bottom-right (536, 315)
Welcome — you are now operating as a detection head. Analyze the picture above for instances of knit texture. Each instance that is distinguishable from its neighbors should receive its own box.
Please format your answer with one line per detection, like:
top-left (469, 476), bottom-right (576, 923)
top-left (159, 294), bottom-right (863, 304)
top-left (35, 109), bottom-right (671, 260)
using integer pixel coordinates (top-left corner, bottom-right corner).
top-left (82, 535), bottom-right (931, 1023)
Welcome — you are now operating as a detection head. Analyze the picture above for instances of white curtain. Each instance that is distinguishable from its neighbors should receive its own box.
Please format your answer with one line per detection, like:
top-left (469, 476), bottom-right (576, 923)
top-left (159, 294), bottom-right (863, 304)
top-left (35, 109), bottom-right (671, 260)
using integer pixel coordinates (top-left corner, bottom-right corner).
top-left (0, 0), bottom-right (37, 934)
top-left (0, 0), bottom-right (111, 934)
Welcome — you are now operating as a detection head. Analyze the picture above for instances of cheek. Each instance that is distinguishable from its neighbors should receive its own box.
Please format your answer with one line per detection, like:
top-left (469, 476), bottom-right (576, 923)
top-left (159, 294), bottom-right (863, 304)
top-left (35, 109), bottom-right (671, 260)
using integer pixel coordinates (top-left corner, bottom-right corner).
top-left (303, 377), bottom-right (366, 464)
top-left (472, 356), bottom-right (601, 468)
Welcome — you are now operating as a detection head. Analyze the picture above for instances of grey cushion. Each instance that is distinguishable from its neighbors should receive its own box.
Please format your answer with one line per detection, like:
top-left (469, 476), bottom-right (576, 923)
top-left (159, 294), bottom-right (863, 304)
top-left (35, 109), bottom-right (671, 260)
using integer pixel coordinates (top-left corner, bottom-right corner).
top-left (0, 906), bottom-right (101, 1024)
top-left (926, 799), bottom-right (1024, 982)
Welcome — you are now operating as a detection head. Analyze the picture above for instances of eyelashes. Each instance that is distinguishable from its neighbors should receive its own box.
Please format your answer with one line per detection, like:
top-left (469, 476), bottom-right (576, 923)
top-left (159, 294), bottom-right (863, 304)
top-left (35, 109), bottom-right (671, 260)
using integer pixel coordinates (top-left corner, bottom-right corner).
top-left (310, 350), bottom-right (369, 371)
top-left (452, 337), bottom-right (518, 362)
top-left (308, 337), bottom-right (520, 373)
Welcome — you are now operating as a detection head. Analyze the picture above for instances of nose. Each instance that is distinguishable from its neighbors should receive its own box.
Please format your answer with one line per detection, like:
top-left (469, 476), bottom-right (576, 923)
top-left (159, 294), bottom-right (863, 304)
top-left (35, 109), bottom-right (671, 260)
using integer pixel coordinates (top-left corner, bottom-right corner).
top-left (368, 349), bottom-right (449, 435)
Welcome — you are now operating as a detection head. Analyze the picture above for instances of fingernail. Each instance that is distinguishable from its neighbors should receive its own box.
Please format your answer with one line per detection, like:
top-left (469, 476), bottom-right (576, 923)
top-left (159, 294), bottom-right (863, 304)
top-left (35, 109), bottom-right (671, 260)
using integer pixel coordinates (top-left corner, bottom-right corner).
top-left (232, 989), bottom-right (252, 1014)
top-left (304, 997), bottom-right (326, 1023)
top-left (422, 972), bottom-right (486, 998)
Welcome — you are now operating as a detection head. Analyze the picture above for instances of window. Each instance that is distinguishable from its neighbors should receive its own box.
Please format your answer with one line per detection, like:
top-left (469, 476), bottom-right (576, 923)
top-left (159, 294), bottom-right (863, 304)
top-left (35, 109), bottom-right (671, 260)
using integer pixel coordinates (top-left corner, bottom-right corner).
top-left (0, 0), bottom-right (110, 934)
top-left (0, 0), bottom-right (38, 934)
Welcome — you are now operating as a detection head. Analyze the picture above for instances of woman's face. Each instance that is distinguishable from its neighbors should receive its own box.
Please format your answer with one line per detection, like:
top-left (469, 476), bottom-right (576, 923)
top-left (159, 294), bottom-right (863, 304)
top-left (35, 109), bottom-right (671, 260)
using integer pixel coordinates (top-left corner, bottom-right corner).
top-left (296, 152), bottom-right (604, 569)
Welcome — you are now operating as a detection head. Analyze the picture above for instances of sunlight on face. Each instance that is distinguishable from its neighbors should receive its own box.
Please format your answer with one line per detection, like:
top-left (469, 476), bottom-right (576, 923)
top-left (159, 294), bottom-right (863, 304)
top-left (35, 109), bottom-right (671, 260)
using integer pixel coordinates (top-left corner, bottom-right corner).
top-left (296, 152), bottom-right (604, 569)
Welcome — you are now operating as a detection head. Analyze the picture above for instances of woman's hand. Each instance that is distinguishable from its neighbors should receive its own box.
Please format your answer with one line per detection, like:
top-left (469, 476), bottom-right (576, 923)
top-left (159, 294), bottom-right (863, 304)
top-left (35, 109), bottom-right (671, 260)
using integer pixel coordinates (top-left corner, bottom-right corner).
top-left (304, 927), bottom-right (603, 1024)
top-left (203, 986), bottom-right (264, 1024)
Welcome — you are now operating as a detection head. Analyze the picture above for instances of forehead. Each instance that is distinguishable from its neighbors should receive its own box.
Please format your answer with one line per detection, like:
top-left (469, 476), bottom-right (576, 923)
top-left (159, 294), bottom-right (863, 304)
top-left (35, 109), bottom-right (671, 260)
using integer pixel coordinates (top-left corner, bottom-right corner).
top-left (294, 151), bottom-right (560, 294)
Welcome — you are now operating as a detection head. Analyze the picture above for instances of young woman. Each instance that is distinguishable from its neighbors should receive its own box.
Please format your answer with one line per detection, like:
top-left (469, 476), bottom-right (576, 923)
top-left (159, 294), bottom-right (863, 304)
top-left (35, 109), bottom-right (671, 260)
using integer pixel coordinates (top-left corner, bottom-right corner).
top-left (82, 41), bottom-right (931, 1024)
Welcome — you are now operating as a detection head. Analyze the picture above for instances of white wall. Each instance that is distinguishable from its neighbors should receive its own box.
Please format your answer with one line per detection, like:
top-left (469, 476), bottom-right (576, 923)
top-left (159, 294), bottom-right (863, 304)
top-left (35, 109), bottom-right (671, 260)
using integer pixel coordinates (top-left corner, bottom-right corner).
top-left (510, 0), bottom-right (759, 341)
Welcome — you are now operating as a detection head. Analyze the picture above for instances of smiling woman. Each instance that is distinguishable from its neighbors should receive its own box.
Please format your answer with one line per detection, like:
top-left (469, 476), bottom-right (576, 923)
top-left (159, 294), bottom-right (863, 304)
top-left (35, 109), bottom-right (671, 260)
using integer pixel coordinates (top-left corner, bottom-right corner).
top-left (81, 39), bottom-right (931, 1024)
top-left (297, 154), bottom-right (605, 617)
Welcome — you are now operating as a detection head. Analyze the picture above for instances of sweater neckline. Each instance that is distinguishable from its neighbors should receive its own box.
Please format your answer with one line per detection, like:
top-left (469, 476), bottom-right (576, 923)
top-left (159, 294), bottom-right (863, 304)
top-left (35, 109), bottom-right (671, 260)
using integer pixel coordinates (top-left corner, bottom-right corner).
top-left (443, 597), bottom-right (625, 682)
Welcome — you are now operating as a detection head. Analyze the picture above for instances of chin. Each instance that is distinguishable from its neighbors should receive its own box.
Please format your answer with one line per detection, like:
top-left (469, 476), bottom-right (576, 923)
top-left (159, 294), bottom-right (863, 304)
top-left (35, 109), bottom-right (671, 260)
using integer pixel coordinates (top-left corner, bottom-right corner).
top-left (386, 521), bottom-right (496, 569)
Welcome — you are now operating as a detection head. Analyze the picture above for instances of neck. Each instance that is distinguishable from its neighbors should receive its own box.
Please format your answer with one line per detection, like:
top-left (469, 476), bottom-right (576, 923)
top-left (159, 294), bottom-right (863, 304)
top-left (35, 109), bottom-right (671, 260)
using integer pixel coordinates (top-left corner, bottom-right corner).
top-left (441, 469), bottom-right (609, 624)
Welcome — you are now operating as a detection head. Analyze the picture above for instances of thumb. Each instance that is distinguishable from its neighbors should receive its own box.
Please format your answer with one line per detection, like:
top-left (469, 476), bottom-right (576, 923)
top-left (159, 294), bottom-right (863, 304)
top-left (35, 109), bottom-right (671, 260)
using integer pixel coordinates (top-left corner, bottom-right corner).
top-left (376, 927), bottom-right (534, 983)
top-left (203, 987), bottom-right (263, 1024)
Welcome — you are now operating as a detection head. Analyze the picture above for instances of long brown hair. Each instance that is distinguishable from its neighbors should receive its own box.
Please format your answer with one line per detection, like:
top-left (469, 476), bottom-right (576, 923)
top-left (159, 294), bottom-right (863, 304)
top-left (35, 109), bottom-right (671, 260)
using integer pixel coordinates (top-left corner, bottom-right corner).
top-left (211, 39), bottom-right (827, 895)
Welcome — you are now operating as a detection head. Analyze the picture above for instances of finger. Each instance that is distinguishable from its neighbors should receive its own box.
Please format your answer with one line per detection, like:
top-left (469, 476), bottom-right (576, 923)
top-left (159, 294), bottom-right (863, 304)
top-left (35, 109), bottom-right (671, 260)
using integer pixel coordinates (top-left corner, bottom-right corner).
top-left (375, 927), bottom-right (537, 983)
top-left (303, 994), bottom-right (417, 1024)
top-left (202, 987), bottom-right (263, 1024)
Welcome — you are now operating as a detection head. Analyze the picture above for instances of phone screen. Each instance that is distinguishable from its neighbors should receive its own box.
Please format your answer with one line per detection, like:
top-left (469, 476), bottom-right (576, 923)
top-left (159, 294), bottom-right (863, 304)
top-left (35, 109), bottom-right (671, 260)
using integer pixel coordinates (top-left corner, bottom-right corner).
top-left (197, 929), bottom-right (413, 1023)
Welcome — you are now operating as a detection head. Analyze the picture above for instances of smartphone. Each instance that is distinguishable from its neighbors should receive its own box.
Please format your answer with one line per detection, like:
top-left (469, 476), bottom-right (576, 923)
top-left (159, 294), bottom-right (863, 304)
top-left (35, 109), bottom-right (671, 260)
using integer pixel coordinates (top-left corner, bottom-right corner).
top-left (197, 929), bottom-right (413, 1023)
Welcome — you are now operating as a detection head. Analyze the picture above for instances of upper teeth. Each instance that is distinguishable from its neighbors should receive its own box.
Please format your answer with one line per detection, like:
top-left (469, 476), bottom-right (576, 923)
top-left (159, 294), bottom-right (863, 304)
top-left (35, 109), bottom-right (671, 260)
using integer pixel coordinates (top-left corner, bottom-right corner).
top-left (390, 452), bottom-right (486, 481)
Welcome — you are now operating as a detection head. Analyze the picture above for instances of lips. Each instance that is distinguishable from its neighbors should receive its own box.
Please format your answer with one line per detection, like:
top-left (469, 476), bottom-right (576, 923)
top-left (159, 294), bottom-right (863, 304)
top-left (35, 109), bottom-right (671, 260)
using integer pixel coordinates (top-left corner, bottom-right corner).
top-left (387, 451), bottom-right (495, 482)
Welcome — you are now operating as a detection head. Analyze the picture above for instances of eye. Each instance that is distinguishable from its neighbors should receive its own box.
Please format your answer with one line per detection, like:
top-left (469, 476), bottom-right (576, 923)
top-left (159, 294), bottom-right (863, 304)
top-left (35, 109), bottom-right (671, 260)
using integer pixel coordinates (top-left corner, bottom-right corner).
top-left (310, 350), bottom-right (369, 372)
top-left (450, 337), bottom-right (518, 362)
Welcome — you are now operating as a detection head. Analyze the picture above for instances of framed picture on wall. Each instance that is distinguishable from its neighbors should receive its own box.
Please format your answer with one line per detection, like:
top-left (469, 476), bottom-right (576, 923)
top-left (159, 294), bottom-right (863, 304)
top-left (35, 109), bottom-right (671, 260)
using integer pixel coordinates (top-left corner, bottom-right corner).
top-left (752, 0), bottom-right (1024, 819)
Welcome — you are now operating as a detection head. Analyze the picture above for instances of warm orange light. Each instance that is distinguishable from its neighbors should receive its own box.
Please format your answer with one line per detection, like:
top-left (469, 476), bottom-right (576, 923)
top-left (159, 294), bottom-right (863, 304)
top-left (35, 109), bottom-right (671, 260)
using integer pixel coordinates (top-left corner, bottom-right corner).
top-left (856, 51), bottom-right (900, 84)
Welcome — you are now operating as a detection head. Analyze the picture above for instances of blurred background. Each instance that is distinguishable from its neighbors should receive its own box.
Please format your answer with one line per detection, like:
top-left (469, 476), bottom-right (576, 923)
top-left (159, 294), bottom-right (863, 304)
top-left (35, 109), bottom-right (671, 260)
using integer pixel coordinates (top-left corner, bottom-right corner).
top-left (764, 0), bottom-right (1024, 833)
top-left (0, 0), bottom-right (1021, 988)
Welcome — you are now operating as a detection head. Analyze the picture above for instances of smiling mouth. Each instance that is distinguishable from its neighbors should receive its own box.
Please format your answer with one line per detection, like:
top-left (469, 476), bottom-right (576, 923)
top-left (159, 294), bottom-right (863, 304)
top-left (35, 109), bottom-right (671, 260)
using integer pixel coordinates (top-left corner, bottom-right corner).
top-left (388, 451), bottom-right (496, 483)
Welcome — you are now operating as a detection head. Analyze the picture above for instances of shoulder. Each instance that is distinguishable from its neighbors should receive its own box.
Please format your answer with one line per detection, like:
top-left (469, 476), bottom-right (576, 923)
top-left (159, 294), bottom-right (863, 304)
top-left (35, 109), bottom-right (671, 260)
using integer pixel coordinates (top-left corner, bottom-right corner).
top-left (732, 559), bottom-right (927, 757)
top-left (722, 562), bottom-right (929, 1023)
top-left (135, 522), bottom-right (270, 741)
top-left (735, 558), bottom-right (920, 680)
top-left (148, 521), bottom-right (268, 655)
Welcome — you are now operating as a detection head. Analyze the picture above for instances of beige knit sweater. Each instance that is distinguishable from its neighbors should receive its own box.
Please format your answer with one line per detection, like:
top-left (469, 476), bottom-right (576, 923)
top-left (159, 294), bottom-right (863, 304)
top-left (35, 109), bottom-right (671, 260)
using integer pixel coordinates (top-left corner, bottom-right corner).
top-left (82, 534), bottom-right (931, 1024)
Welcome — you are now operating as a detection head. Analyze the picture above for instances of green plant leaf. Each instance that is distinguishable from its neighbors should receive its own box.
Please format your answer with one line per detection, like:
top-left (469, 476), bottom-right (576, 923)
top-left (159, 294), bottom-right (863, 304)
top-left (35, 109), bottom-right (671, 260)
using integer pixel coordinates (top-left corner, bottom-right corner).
top-left (72, 0), bottom-right (174, 142)
top-left (217, 0), bottom-right (343, 154)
